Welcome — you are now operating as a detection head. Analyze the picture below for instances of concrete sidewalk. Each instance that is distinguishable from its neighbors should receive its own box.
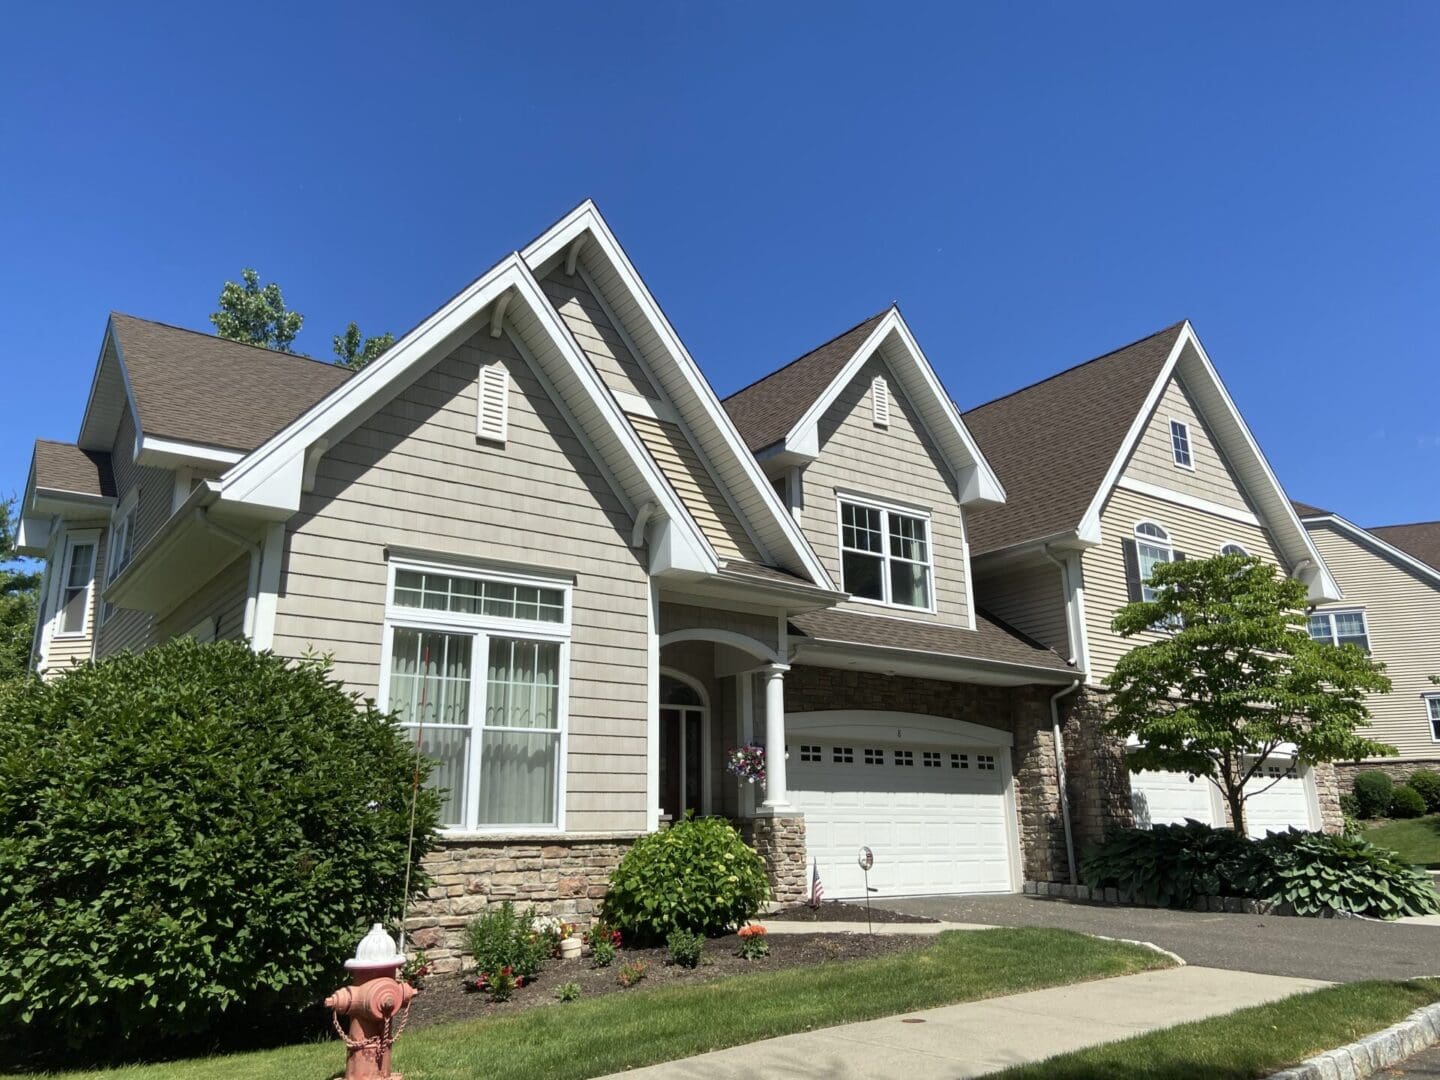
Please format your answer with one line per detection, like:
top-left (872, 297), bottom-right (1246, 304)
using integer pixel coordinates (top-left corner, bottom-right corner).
top-left (600, 965), bottom-right (1328, 1079)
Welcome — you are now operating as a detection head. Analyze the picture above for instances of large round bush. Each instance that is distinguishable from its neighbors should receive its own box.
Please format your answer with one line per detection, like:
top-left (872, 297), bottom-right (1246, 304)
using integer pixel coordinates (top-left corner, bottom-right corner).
top-left (1352, 770), bottom-right (1394, 819)
top-left (1406, 769), bottom-right (1440, 814)
top-left (601, 817), bottom-right (769, 941)
top-left (0, 639), bottom-right (440, 1048)
top-left (1390, 785), bottom-right (1427, 819)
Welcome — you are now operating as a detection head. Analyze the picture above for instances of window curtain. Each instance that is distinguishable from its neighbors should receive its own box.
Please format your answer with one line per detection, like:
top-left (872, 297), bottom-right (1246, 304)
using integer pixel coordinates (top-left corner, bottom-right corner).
top-left (480, 638), bottom-right (560, 826)
top-left (390, 628), bottom-right (472, 827)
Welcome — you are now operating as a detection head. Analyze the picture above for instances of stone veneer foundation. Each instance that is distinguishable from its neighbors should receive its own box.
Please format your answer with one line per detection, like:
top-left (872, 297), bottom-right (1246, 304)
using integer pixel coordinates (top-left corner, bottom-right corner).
top-left (742, 814), bottom-right (808, 904)
top-left (404, 836), bottom-right (636, 973)
top-left (1333, 758), bottom-right (1440, 790)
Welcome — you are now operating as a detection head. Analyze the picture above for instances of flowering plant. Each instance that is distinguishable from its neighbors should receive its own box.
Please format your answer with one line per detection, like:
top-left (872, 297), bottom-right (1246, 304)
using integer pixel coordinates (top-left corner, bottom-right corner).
top-left (616, 960), bottom-right (650, 988)
top-left (736, 924), bottom-right (769, 961)
top-left (465, 965), bottom-right (526, 1001)
top-left (533, 915), bottom-right (576, 955)
top-left (726, 743), bottom-right (766, 785)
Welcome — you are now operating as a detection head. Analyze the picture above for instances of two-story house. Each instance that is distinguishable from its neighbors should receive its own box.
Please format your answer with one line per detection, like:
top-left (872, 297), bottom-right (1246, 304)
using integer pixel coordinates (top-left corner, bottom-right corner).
top-left (1293, 504), bottom-right (1440, 784)
top-left (20, 203), bottom-right (1092, 970)
top-left (961, 323), bottom-right (1347, 841)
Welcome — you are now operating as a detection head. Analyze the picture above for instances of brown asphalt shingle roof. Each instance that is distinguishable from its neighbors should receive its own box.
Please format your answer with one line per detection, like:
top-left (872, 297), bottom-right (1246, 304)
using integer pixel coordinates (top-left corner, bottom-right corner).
top-left (722, 309), bottom-right (890, 452)
top-left (1369, 521), bottom-right (1440, 574)
top-left (960, 322), bottom-right (1187, 556)
top-left (110, 313), bottom-right (354, 453)
top-left (32, 439), bottom-right (115, 499)
top-left (1290, 499), bottom-right (1334, 518)
top-left (789, 607), bottom-right (1072, 674)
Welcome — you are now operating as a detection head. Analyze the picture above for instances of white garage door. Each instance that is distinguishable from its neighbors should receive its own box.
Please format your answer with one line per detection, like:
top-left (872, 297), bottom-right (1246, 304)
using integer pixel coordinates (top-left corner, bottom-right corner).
top-left (1129, 755), bottom-right (1317, 838)
top-left (1130, 768), bottom-right (1216, 829)
top-left (788, 734), bottom-right (1015, 899)
top-left (1243, 760), bottom-right (1315, 837)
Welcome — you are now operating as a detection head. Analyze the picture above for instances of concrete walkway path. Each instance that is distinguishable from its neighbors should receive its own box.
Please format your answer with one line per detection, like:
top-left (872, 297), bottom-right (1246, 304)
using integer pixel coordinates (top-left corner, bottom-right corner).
top-left (601, 966), bottom-right (1327, 1079)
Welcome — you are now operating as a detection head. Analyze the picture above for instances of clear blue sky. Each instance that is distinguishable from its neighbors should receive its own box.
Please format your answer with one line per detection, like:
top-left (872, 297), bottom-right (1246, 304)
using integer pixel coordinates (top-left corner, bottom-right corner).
top-left (3, 3), bottom-right (1437, 528)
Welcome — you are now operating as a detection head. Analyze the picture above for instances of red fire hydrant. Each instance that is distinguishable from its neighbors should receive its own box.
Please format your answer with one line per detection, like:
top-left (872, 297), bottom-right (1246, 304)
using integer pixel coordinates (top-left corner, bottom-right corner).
top-left (325, 924), bottom-right (417, 1080)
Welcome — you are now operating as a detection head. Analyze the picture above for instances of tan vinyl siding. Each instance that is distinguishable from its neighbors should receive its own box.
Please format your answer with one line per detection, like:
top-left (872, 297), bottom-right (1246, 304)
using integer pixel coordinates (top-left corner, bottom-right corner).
top-left (629, 414), bottom-right (760, 561)
top-left (975, 561), bottom-right (1069, 658)
top-left (271, 327), bottom-right (651, 833)
top-left (154, 553), bottom-right (251, 643)
top-left (1084, 486), bottom-right (1284, 682)
top-left (96, 407), bottom-right (173, 657)
top-left (804, 354), bottom-right (970, 625)
top-left (1123, 376), bottom-right (1255, 514)
top-left (659, 602), bottom-right (779, 653)
top-left (1306, 523), bottom-right (1440, 760)
top-left (540, 266), bottom-right (658, 401)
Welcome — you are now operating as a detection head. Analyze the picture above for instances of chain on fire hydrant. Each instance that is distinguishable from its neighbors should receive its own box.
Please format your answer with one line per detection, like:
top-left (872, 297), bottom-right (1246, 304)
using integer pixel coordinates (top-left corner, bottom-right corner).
top-left (325, 924), bottom-right (416, 1080)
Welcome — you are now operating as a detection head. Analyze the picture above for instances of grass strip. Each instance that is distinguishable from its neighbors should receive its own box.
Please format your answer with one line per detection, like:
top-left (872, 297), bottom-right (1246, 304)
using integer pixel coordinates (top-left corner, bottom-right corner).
top-left (992, 977), bottom-right (1440, 1079)
top-left (12, 928), bottom-right (1167, 1080)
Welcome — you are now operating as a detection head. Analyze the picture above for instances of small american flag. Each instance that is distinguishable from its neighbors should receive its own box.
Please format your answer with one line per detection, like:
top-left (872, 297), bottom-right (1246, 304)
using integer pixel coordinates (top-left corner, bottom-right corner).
top-left (809, 858), bottom-right (824, 907)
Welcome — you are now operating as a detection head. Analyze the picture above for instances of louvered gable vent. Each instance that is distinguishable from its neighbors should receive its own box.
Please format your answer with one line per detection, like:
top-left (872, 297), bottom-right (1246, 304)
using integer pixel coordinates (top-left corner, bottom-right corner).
top-left (871, 374), bottom-right (890, 428)
top-left (477, 362), bottom-right (509, 444)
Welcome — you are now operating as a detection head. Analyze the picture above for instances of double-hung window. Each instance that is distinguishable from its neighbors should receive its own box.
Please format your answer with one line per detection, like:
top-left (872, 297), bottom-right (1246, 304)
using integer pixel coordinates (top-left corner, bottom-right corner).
top-left (1134, 522), bottom-right (1173, 603)
top-left (55, 533), bottom-right (98, 636)
top-left (103, 500), bottom-right (137, 623)
top-left (839, 497), bottom-right (933, 610)
top-left (1428, 696), bottom-right (1440, 743)
top-left (382, 560), bottom-right (570, 832)
top-left (1306, 609), bottom-right (1370, 652)
top-left (1169, 419), bottom-right (1193, 469)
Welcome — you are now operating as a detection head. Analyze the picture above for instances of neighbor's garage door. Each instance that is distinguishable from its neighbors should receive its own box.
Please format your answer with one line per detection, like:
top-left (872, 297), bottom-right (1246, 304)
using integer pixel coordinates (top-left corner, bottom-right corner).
top-left (788, 737), bottom-right (1015, 899)
top-left (1130, 768), bottom-right (1216, 829)
top-left (1243, 759), bottom-right (1315, 837)
top-left (1130, 754), bottom-right (1316, 837)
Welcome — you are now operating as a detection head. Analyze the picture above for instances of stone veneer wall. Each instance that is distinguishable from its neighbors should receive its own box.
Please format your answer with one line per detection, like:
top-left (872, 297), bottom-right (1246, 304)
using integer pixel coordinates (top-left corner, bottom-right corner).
top-left (1310, 762), bottom-right (1345, 834)
top-left (1333, 758), bottom-right (1440, 790)
top-left (783, 665), bottom-right (1073, 883)
top-left (1059, 690), bottom-right (1136, 849)
top-left (405, 836), bottom-right (637, 973)
top-left (742, 814), bottom-right (808, 904)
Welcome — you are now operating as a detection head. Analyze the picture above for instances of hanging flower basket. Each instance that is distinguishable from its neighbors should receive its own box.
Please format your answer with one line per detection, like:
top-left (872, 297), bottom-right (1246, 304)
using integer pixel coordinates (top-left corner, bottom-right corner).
top-left (726, 743), bottom-right (766, 785)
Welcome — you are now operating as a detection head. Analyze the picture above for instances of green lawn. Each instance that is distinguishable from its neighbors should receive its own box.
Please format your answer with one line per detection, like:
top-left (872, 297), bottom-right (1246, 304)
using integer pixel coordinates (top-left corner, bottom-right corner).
top-left (992, 978), bottom-right (1440, 1079)
top-left (7, 929), bottom-right (1167, 1080)
top-left (1362, 814), bottom-right (1440, 868)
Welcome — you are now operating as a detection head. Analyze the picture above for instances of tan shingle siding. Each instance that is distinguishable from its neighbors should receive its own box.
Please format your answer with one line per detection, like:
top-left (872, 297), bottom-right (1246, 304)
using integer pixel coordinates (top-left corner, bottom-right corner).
top-left (540, 267), bottom-right (658, 401)
top-left (804, 354), bottom-right (971, 627)
top-left (1123, 376), bottom-right (1255, 514)
top-left (1307, 522), bottom-right (1440, 759)
top-left (270, 327), bottom-right (650, 833)
top-left (975, 562), bottom-right (1070, 658)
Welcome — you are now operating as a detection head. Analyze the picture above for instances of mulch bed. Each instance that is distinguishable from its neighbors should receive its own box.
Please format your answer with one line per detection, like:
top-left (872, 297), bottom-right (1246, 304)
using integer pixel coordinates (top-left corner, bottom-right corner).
top-left (767, 900), bottom-right (939, 924)
top-left (407, 930), bottom-right (928, 1029)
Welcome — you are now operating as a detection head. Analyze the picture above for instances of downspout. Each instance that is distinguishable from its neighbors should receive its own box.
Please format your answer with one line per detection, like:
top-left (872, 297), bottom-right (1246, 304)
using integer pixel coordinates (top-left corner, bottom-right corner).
top-left (197, 509), bottom-right (262, 641)
top-left (1042, 544), bottom-right (1082, 885)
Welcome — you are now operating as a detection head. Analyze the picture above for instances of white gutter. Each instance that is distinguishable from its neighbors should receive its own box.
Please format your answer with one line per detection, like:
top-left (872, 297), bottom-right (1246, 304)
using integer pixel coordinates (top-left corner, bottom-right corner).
top-left (197, 510), bottom-right (262, 642)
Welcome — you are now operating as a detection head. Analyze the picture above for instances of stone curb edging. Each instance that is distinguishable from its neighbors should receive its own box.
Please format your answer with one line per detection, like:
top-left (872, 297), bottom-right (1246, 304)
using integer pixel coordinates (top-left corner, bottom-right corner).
top-left (1267, 1002), bottom-right (1440, 1080)
top-left (1023, 880), bottom-right (1377, 919)
top-left (1089, 934), bottom-right (1188, 968)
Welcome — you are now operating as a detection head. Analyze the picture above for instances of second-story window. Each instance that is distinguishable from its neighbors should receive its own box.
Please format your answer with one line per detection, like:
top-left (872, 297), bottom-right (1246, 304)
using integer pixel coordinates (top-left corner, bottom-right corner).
top-left (1134, 521), bottom-right (1173, 603)
top-left (839, 497), bottom-right (932, 610)
top-left (1169, 419), bottom-right (1193, 469)
top-left (1427, 695), bottom-right (1440, 743)
top-left (1307, 609), bottom-right (1370, 652)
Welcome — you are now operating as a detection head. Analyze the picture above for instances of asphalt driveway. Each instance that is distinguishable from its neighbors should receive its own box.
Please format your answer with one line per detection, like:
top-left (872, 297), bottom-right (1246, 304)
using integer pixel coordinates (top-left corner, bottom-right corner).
top-left (886, 893), bottom-right (1440, 983)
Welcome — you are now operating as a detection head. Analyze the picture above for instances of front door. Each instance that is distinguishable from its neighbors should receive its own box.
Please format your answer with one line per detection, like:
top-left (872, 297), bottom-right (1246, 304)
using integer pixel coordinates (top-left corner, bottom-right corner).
top-left (659, 675), bottom-right (706, 821)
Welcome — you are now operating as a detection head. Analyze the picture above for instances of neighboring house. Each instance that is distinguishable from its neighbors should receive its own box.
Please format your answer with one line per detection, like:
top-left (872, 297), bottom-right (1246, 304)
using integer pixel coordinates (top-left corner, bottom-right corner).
top-left (1293, 503), bottom-right (1440, 784)
top-left (960, 323), bottom-right (1347, 841)
top-left (19, 203), bottom-right (1088, 970)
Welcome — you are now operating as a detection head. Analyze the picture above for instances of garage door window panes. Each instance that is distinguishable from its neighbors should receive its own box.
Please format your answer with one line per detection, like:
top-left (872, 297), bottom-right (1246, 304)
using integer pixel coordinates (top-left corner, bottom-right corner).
top-left (952, 754), bottom-right (969, 769)
top-left (977, 755), bottom-right (996, 771)
top-left (839, 498), bottom-right (933, 610)
top-left (833, 747), bottom-right (854, 764)
top-left (894, 750), bottom-right (914, 766)
top-left (1307, 610), bottom-right (1370, 652)
top-left (384, 562), bottom-right (569, 832)
top-left (864, 748), bottom-right (884, 765)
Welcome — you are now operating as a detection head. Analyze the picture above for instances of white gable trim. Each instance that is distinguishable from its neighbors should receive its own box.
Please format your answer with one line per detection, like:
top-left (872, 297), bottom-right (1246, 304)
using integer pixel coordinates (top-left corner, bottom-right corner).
top-left (782, 309), bottom-right (1006, 507)
top-left (1115, 476), bottom-right (1262, 527)
top-left (520, 201), bottom-right (837, 590)
top-left (1077, 322), bottom-right (1341, 603)
top-left (1300, 513), bottom-right (1440, 591)
top-left (215, 252), bottom-right (717, 578)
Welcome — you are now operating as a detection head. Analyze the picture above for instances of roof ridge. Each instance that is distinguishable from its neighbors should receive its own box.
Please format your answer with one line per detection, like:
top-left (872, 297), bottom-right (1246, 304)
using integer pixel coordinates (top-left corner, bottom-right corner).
top-left (721, 305), bottom-right (893, 403)
top-left (109, 311), bottom-right (355, 372)
top-left (1370, 518), bottom-right (1440, 531)
top-left (962, 320), bottom-right (1188, 416)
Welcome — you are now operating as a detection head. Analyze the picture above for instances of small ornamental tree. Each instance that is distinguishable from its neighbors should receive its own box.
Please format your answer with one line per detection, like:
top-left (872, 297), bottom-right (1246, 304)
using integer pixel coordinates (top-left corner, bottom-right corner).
top-left (209, 267), bottom-right (305, 352)
top-left (1105, 553), bottom-right (1393, 837)
top-left (0, 638), bottom-right (441, 1049)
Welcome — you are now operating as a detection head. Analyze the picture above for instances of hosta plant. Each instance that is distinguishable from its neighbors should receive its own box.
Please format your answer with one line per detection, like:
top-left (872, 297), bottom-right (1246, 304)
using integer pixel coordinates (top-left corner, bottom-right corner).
top-left (1081, 820), bottom-right (1250, 908)
top-left (1247, 829), bottom-right (1440, 919)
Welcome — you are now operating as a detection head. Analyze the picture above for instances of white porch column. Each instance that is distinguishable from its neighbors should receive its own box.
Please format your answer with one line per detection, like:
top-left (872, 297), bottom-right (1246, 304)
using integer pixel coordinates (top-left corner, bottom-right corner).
top-left (761, 664), bottom-right (791, 811)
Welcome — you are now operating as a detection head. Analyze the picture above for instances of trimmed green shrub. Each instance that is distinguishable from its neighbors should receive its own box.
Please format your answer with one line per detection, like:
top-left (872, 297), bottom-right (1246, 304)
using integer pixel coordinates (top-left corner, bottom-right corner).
top-left (1406, 769), bottom-right (1440, 814)
top-left (1081, 820), bottom-right (1250, 908)
top-left (1251, 829), bottom-right (1440, 918)
top-left (666, 928), bottom-right (705, 968)
top-left (0, 639), bottom-right (440, 1049)
top-left (464, 902), bottom-right (550, 981)
top-left (1391, 785), bottom-right (1427, 819)
top-left (1352, 770), bottom-right (1395, 819)
top-left (602, 817), bottom-right (769, 941)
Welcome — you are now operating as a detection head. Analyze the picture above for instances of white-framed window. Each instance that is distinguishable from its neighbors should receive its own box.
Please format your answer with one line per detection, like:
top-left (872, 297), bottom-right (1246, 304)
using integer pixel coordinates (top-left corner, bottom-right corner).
top-left (1169, 419), bottom-right (1193, 469)
top-left (1135, 521), bottom-right (1173, 604)
top-left (102, 496), bottom-right (138, 624)
top-left (838, 496), bottom-right (933, 610)
top-left (1307, 609), bottom-right (1370, 652)
top-left (1427, 695), bottom-right (1440, 743)
top-left (379, 558), bottom-right (571, 832)
top-left (54, 532), bottom-right (98, 637)
top-left (1219, 542), bottom-right (1248, 557)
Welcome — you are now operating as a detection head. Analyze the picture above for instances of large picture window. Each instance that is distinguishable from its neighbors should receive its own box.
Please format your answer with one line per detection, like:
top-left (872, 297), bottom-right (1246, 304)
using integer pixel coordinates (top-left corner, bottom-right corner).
top-left (839, 497), bottom-right (933, 610)
top-left (382, 561), bottom-right (569, 832)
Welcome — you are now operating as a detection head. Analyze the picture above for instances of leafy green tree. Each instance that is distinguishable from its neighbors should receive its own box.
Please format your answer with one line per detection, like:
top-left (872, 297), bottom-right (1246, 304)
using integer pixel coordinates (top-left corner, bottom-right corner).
top-left (209, 268), bottom-right (305, 352)
top-left (333, 321), bottom-right (395, 370)
top-left (0, 496), bottom-right (40, 683)
top-left (1105, 553), bottom-right (1393, 837)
